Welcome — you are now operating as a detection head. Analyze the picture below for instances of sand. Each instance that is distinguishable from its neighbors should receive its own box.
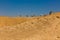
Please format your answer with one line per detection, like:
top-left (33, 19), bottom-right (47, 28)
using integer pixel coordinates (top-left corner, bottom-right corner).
top-left (0, 12), bottom-right (60, 40)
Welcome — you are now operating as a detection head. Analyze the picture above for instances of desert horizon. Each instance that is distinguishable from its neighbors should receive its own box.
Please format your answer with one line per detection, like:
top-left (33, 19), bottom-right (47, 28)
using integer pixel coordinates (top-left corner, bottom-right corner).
top-left (0, 12), bottom-right (60, 40)
top-left (0, 0), bottom-right (60, 40)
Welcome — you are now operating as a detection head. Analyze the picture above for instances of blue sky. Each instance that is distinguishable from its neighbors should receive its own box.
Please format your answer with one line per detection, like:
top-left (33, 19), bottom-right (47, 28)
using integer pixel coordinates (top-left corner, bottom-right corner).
top-left (0, 0), bottom-right (60, 16)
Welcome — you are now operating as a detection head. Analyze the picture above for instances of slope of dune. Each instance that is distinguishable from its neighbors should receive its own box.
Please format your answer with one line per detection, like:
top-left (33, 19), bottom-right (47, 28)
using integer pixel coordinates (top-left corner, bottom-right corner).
top-left (0, 12), bottom-right (60, 40)
top-left (0, 17), bottom-right (32, 26)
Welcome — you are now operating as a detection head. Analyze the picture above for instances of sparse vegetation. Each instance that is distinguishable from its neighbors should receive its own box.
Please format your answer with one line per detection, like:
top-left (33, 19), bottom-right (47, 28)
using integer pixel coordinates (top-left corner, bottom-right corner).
top-left (26, 15), bottom-right (29, 17)
top-left (31, 15), bottom-right (35, 17)
top-left (43, 14), bottom-right (47, 16)
top-left (49, 11), bottom-right (53, 15)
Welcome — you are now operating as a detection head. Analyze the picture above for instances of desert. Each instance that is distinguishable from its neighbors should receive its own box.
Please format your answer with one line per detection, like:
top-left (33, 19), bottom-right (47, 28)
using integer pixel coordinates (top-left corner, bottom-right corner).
top-left (0, 12), bottom-right (60, 40)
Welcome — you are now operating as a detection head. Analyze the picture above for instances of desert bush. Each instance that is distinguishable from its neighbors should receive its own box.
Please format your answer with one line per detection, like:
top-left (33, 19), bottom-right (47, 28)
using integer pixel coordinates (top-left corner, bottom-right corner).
top-left (49, 11), bottom-right (53, 15)
top-left (26, 15), bottom-right (29, 17)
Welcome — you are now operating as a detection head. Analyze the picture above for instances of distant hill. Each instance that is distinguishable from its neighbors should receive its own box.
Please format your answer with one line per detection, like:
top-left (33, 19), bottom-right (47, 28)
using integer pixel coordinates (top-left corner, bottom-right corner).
top-left (0, 12), bottom-right (60, 40)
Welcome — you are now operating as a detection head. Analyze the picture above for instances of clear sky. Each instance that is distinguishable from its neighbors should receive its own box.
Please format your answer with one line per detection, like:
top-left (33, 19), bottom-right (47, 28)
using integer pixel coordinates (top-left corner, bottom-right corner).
top-left (0, 0), bottom-right (60, 16)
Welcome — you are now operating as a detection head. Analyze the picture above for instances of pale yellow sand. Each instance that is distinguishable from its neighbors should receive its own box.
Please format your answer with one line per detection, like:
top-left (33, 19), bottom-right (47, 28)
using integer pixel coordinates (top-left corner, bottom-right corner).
top-left (0, 12), bottom-right (60, 40)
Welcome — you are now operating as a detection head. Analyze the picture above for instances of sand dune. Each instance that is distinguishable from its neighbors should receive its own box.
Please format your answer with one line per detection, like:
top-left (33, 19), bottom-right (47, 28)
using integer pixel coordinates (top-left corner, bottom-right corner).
top-left (0, 12), bottom-right (60, 40)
